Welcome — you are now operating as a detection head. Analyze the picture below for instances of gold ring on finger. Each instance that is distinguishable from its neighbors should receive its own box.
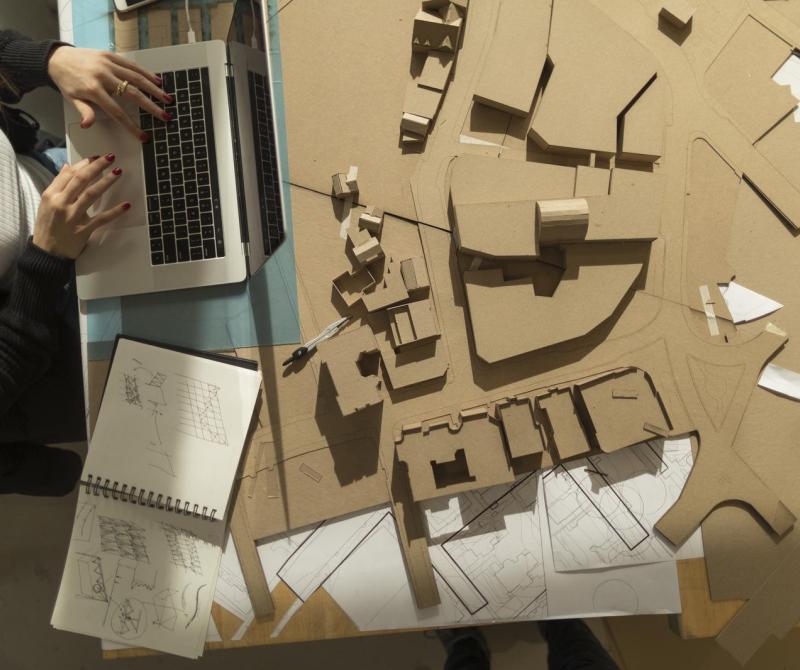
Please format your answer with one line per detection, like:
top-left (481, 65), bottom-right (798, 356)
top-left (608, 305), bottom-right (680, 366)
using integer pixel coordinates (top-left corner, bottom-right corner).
top-left (113, 80), bottom-right (130, 97)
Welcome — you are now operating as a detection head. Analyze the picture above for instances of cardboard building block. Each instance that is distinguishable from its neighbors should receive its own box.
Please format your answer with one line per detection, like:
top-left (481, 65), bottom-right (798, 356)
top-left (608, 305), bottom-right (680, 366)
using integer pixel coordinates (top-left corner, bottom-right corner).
top-left (388, 299), bottom-right (440, 350)
top-left (659, 0), bottom-right (695, 28)
top-left (400, 256), bottom-right (431, 293)
top-left (573, 166), bottom-right (610, 197)
top-left (317, 326), bottom-right (383, 416)
top-left (412, 9), bottom-right (462, 53)
top-left (619, 78), bottom-right (665, 163)
top-left (536, 389), bottom-right (592, 461)
top-left (403, 81), bottom-right (444, 121)
top-left (499, 399), bottom-right (545, 459)
top-left (473, 0), bottom-right (551, 116)
top-left (333, 267), bottom-right (376, 308)
top-left (529, 0), bottom-right (657, 155)
top-left (422, 0), bottom-right (469, 10)
top-left (362, 258), bottom-right (410, 312)
top-left (536, 198), bottom-right (590, 243)
top-left (347, 225), bottom-right (384, 265)
top-left (574, 368), bottom-right (671, 453)
top-left (453, 200), bottom-right (539, 259)
top-left (332, 172), bottom-right (357, 199)
top-left (359, 206), bottom-right (384, 235)
top-left (401, 131), bottom-right (426, 145)
top-left (401, 112), bottom-right (431, 136)
top-left (418, 52), bottom-right (454, 92)
top-left (396, 415), bottom-right (515, 502)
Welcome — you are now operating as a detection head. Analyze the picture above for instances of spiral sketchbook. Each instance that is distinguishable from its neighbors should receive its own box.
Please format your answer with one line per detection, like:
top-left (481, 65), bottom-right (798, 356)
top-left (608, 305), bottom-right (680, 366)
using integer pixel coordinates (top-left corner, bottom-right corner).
top-left (51, 336), bottom-right (262, 658)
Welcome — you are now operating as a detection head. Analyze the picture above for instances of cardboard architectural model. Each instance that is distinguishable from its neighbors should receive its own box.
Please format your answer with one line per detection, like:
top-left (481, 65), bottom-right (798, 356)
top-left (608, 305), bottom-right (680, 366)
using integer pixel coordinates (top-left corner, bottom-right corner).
top-left (226, 0), bottom-right (800, 658)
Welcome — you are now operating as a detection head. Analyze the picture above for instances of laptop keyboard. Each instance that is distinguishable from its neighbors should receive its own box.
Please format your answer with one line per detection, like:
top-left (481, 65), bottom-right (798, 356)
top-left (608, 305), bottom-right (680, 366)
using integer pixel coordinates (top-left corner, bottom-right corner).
top-left (140, 67), bottom-right (225, 266)
top-left (247, 70), bottom-right (285, 256)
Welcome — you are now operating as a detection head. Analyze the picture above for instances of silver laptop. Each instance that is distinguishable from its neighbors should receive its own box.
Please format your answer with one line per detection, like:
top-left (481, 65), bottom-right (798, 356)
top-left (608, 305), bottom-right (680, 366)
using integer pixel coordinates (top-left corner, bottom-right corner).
top-left (65, 4), bottom-right (286, 299)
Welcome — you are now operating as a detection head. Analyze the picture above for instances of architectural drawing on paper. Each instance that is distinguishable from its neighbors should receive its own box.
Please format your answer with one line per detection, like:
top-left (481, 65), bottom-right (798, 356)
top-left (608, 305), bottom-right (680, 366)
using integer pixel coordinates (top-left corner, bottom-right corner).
top-left (76, 553), bottom-right (108, 602)
top-left (152, 588), bottom-right (179, 631)
top-left (98, 516), bottom-right (150, 564)
top-left (161, 523), bottom-right (204, 576)
top-left (130, 564), bottom-right (158, 591)
top-left (109, 596), bottom-right (147, 640)
top-left (176, 376), bottom-right (228, 446)
top-left (73, 502), bottom-right (96, 542)
top-left (542, 439), bottom-right (696, 571)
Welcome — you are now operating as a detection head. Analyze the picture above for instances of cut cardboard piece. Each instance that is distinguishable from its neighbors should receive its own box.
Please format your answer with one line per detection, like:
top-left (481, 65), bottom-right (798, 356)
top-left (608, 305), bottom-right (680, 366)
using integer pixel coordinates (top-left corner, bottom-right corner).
top-left (359, 206), bottom-right (385, 235)
top-left (452, 200), bottom-right (539, 259)
top-left (705, 16), bottom-right (796, 145)
top-left (347, 225), bottom-right (384, 265)
top-left (529, 0), bottom-right (657, 155)
top-left (499, 399), bottom-right (546, 459)
top-left (619, 77), bottom-right (665, 162)
top-left (574, 166), bottom-right (610, 197)
top-left (537, 388), bottom-right (592, 460)
top-left (412, 9), bottom-right (462, 53)
top-left (574, 368), bottom-right (672, 453)
top-left (231, 488), bottom-right (275, 619)
top-left (400, 256), bottom-right (431, 293)
top-left (716, 534), bottom-right (800, 666)
top-left (318, 326), bottom-right (384, 416)
top-left (403, 81), bottom-right (444, 121)
top-left (755, 111), bottom-right (800, 195)
top-left (388, 299), bottom-right (440, 350)
top-left (362, 257), bottom-right (411, 312)
top-left (332, 172), bottom-right (357, 199)
top-left (377, 334), bottom-right (450, 389)
top-left (333, 267), bottom-right (376, 308)
top-left (401, 131), bottom-right (426, 145)
top-left (659, 0), bottom-right (695, 28)
top-left (472, 0), bottom-right (551, 116)
top-left (422, 0), bottom-right (468, 10)
top-left (463, 243), bottom-right (646, 363)
top-left (401, 112), bottom-right (431, 136)
top-left (418, 51), bottom-right (454, 92)
top-left (395, 414), bottom-right (515, 501)
top-left (536, 198), bottom-right (590, 243)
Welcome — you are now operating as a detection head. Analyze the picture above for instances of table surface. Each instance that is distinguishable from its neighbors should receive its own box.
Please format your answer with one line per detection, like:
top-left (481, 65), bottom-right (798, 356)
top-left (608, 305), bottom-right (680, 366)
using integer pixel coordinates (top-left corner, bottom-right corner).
top-left (65, 0), bottom-right (742, 659)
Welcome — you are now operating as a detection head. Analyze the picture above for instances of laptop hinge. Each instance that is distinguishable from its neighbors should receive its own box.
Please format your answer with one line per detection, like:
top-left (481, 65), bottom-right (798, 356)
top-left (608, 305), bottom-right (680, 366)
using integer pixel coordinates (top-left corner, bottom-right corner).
top-left (243, 241), bottom-right (250, 260)
top-left (225, 62), bottom-right (234, 78)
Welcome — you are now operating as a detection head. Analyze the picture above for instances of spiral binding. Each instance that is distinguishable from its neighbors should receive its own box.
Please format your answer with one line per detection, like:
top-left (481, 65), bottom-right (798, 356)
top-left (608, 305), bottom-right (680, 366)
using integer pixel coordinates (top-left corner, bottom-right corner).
top-left (85, 474), bottom-right (217, 520)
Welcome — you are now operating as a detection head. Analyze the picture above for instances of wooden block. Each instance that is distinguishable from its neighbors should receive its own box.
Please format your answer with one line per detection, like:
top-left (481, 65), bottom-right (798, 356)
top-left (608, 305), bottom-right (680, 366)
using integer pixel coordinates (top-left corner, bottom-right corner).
top-left (401, 112), bottom-right (431, 135)
top-left (536, 198), bottom-right (590, 242)
top-left (660, 0), bottom-right (695, 27)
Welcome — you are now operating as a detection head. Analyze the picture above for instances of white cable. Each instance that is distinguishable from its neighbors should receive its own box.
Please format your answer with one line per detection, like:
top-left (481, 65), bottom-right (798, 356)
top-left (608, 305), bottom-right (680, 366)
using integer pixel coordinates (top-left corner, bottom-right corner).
top-left (184, 0), bottom-right (196, 43)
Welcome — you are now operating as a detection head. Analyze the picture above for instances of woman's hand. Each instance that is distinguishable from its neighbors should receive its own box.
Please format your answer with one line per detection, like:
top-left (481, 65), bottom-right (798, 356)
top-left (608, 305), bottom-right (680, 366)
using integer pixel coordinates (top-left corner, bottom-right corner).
top-left (32, 154), bottom-right (131, 260)
top-left (47, 46), bottom-right (172, 142)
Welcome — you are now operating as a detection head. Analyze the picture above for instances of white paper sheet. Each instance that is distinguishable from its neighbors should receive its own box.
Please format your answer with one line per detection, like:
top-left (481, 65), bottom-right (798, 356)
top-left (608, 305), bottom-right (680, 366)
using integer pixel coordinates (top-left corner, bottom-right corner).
top-left (719, 282), bottom-right (783, 323)
top-left (213, 535), bottom-right (254, 622)
top-left (542, 438), bottom-right (703, 572)
top-left (758, 362), bottom-right (800, 401)
top-left (773, 53), bottom-right (800, 122)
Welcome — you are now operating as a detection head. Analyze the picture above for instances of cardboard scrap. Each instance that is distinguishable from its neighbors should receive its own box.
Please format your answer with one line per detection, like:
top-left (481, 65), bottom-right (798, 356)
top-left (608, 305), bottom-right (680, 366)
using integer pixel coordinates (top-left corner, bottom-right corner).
top-left (453, 200), bottom-right (539, 259)
top-left (473, 0), bottom-right (552, 116)
top-left (529, 0), bottom-right (657, 155)
top-left (318, 326), bottom-right (384, 416)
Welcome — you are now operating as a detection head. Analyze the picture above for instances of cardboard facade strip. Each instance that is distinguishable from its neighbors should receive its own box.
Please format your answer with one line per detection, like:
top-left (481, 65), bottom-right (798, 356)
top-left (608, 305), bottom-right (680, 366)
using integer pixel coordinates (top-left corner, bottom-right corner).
top-left (231, 488), bottom-right (275, 620)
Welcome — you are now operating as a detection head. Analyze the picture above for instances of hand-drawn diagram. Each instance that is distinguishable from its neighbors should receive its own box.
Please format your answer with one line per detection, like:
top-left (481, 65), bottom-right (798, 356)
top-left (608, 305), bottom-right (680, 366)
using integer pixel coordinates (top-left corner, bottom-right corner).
top-left (162, 523), bottom-right (204, 576)
top-left (98, 516), bottom-right (150, 564)
top-left (109, 596), bottom-right (147, 640)
top-left (542, 438), bottom-right (701, 571)
top-left (76, 553), bottom-right (108, 602)
top-left (131, 564), bottom-right (158, 591)
top-left (73, 502), bottom-right (96, 542)
top-left (175, 376), bottom-right (228, 446)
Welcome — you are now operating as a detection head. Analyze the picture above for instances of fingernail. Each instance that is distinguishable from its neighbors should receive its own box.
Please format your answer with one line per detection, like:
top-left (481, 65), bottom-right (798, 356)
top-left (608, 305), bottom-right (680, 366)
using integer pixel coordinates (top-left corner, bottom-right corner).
top-left (90, 155), bottom-right (100, 161)
top-left (155, 76), bottom-right (163, 84)
top-left (163, 111), bottom-right (173, 121)
top-left (140, 132), bottom-right (150, 143)
top-left (112, 167), bottom-right (123, 176)
top-left (122, 202), bottom-right (131, 211)
top-left (164, 94), bottom-right (173, 103)
top-left (105, 153), bottom-right (115, 162)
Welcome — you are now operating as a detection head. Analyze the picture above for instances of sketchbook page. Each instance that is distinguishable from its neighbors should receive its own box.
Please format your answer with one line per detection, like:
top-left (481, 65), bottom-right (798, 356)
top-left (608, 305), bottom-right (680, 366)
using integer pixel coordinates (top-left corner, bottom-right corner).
top-left (541, 437), bottom-right (702, 572)
top-left (52, 489), bottom-right (224, 659)
top-left (84, 338), bottom-right (262, 516)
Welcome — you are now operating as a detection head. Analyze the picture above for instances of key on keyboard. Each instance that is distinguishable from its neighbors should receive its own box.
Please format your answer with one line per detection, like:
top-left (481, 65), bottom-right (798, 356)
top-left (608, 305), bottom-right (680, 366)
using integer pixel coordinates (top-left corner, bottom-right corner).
top-left (141, 67), bottom-right (225, 265)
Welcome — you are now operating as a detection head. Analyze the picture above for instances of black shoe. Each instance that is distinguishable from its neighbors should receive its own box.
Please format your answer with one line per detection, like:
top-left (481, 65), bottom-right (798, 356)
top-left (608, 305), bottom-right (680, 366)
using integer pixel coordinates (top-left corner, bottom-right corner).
top-left (0, 443), bottom-right (83, 496)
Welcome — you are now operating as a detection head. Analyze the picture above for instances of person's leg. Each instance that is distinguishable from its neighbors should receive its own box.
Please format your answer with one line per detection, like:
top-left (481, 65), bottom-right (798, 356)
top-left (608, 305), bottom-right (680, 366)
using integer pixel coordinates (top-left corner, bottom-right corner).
top-left (539, 619), bottom-right (619, 670)
top-left (436, 627), bottom-right (491, 670)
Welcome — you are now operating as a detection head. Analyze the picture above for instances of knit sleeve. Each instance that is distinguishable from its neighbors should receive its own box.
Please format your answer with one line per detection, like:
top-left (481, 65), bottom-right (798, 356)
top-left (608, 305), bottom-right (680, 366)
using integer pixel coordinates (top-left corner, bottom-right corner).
top-left (0, 30), bottom-right (67, 104)
top-left (0, 239), bottom-right (74, 416)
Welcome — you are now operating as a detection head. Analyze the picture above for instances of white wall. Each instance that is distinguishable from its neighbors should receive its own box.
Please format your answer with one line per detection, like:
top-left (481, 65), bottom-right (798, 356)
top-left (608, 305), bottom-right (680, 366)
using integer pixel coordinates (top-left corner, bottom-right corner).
top-left (1, 0), bottom-right (65, 138)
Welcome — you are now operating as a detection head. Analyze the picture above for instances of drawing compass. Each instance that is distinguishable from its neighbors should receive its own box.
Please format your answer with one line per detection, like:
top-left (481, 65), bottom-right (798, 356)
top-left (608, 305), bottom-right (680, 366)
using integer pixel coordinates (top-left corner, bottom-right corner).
top-left (282, 316), bottom-right (351, 367)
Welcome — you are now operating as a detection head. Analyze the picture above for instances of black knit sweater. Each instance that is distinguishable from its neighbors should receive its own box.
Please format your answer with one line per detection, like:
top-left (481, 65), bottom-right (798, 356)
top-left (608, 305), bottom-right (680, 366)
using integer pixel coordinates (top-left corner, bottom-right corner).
top-left (0, 30), bottom-right (75, 418)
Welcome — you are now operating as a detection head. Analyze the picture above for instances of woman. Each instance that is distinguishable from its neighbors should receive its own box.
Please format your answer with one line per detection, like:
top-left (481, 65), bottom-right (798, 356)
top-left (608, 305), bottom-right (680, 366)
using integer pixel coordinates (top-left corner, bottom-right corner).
top-left (0, 30), bottom-right (168, 495)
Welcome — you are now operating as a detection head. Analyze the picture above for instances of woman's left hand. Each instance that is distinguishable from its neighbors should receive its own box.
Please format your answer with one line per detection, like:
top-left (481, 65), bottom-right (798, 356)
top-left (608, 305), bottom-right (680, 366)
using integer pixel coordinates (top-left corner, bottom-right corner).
top-left (47, 46), bottom-right (172, 142)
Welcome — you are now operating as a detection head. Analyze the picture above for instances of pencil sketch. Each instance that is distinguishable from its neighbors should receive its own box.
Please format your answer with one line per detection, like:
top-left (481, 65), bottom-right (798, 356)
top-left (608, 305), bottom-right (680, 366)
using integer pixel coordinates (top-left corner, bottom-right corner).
top-left (152, 588), bottom-right (179, 631)
top-left (73, 501), bottom-right (96, 542)
top-left (176, 376), bottom-right (228, 446)
top-left (162, 523), bottom-right (204, 576)
top-left (76, 553), bottom-right (108, 603)
top-left (109, 596), bottom-right (147, 640)
top-left (131, 564), bottom-right (158, 591)
top-left (98, 516), bottom-right (150, 564)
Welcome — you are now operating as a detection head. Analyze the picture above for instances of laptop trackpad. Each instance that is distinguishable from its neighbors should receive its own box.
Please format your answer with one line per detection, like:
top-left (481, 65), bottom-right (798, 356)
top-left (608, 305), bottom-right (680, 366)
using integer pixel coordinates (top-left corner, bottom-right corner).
top-left (67, 120), bottom-right (144, 229)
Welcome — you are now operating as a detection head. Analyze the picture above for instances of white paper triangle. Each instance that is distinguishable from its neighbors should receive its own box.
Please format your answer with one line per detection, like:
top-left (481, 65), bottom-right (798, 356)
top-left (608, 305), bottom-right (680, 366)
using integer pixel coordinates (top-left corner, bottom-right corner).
top-left (718, 281), bottom-right (783, 323)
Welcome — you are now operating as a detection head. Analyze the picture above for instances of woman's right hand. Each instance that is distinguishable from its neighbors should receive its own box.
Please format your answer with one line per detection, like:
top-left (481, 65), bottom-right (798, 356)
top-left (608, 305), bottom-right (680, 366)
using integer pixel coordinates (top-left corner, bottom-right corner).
top-left (32, 154), bottom-right (131, 260)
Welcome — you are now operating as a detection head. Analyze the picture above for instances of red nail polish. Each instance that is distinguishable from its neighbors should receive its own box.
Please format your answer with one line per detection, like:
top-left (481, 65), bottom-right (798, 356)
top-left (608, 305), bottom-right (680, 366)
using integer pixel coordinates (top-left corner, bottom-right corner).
top-left (156, 76), bottom-right (163, 84)
top-left (105, 153), bottom-right (115, 162)
top-left (164, 94), bottom-right (174, 103)
top-left (112, 167), bottom-right (123, 176)
top-left (122, 202), bottom-right (131, 211)
top-left (163, 111), bottom-right (173, 121)
top-left (140, 132), bottom-right (150, 143)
